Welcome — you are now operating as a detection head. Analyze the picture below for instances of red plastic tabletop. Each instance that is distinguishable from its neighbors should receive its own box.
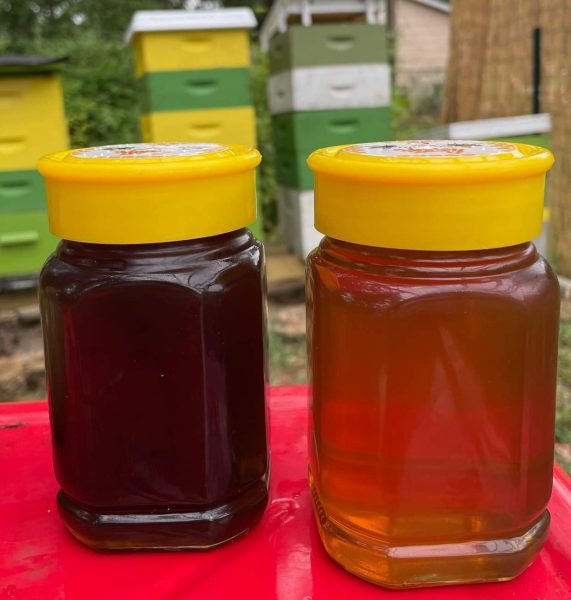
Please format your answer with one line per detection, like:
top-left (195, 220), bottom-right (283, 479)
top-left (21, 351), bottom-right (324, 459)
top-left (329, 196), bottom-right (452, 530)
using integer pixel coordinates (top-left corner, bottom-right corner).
top-left (1, 386), bottom-right (570, 600)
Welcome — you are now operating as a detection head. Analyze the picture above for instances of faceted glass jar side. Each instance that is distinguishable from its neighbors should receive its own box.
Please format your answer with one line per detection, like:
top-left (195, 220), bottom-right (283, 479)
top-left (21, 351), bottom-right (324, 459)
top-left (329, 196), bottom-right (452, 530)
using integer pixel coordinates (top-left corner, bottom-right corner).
top-left (40, 229), bottom-right (269, 550)
top-left (307, 237), bottom-right (559, 588)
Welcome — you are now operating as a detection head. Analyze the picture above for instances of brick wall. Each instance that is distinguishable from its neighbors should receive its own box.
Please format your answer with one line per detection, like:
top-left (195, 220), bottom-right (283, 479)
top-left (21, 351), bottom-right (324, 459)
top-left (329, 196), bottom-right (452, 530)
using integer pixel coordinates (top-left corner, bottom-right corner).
top-left (395, 0), bottom-right (450, 92)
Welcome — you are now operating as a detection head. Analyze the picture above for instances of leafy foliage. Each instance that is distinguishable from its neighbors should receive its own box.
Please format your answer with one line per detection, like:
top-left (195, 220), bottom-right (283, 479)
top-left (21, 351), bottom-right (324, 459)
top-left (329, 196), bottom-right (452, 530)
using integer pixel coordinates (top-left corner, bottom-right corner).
top-left (251, 43), bottom-right (277, 236)
top-left (0, 1), bottom-right (187, 44)
top-left (0, 1), bottom-right (186, 146)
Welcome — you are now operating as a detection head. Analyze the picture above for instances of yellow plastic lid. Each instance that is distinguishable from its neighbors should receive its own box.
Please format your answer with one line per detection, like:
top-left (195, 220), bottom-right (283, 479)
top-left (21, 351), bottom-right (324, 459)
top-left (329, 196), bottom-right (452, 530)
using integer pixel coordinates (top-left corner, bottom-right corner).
top-left (38, 142), bottom-right (261, 244)
top-left (307, 140), bottom-right (554, 251)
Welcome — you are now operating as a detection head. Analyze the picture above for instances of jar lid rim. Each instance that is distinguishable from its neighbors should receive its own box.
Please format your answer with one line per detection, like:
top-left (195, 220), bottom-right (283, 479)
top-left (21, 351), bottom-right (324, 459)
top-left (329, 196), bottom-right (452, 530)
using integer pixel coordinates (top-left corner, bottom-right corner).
top-left (39, 143), bottom-right (261, 183)
top-left (308, 140), bottom-right (553, 184)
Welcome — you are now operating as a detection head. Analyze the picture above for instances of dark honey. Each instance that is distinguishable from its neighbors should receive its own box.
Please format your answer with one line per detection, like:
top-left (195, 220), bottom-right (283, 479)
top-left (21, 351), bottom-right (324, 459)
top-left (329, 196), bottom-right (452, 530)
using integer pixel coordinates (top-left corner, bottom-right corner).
top-left (40, 230), bottom-right (268, 550)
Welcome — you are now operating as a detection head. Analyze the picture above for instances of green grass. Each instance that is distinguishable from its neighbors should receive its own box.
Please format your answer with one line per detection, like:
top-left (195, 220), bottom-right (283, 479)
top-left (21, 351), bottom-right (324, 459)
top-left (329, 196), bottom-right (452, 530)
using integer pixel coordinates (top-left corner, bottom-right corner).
top-left (268, 330), bottom-right (307, 386)
top-left (487, 134), bottom-right (551, 149)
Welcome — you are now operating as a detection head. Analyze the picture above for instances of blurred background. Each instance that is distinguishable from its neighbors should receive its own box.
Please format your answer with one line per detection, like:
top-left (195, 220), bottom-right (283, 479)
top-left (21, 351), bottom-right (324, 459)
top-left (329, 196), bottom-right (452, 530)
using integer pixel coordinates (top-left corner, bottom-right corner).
top-left (0, 0), bottom-right (570, 469)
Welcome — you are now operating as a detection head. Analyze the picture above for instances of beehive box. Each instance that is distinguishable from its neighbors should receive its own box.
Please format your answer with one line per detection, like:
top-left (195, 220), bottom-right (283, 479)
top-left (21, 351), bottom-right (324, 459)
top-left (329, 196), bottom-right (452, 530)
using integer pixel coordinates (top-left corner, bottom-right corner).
top-left (126, 9), bottom-right (257, 147)
top-left (127, 8), bottom-right (262, 236)
top-left (268, 23), bottom-right (389, 73)
top-left (0, 56), bottom-right (68, 281)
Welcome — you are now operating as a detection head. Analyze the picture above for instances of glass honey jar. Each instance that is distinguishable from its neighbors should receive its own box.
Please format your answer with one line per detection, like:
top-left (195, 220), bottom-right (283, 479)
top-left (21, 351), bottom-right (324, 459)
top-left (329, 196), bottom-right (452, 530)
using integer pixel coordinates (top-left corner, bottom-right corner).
top-left (306, 141), bottom-right (558, 588)
top-left (38, 143), bottom-right (269, 550)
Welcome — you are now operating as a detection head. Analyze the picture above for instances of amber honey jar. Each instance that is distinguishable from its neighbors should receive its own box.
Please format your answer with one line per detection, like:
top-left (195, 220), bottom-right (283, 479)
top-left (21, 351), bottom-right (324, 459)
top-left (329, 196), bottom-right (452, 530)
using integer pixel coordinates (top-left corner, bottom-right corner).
top-left (306, 141), bottom-right (558, 588)
top-left (38, 143), bottom-right (268, 550)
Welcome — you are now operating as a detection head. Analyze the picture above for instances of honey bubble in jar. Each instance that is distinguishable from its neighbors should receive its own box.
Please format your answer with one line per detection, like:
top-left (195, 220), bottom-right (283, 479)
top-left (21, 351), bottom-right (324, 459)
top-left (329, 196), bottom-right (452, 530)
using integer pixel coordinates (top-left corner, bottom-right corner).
top-left (306, 141), bottom-right (558, 588)
top-left (38, 143), bottom-right (269, 550)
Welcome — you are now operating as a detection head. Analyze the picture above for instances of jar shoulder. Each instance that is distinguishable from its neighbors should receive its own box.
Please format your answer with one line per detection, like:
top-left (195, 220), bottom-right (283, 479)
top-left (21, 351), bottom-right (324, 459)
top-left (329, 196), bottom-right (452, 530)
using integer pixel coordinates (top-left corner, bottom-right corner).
top-left (307, 244), bottom-right (559, 303)
top-left (40, 231), bottom-right (264, 301)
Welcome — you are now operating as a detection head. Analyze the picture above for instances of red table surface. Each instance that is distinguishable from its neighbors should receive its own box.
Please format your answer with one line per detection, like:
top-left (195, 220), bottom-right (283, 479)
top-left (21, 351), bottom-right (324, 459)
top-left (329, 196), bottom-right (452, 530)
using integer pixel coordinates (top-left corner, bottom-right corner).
top-left (0, 386), bottom-right (570, 600)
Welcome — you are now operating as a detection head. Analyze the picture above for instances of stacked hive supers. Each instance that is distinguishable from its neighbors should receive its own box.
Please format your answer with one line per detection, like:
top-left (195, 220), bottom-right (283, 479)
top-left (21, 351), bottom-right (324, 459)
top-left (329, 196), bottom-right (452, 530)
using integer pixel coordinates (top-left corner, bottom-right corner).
top-left (0, 56), bottom-right (68, 284)
top-left (126, 9), bottom-right (263, 237)
top-left (126, 9), bottom-right (257, 148)
top-left (267, 23), bottom-right (391, 259)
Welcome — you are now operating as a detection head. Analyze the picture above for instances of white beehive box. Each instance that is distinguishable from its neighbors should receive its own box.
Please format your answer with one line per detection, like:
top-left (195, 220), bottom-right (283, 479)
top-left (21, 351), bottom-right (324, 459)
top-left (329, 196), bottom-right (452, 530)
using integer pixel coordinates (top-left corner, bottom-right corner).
top-left (277, 186), bottom-right (323, 259)
top-left (267, 64), bottom-right (391, 115)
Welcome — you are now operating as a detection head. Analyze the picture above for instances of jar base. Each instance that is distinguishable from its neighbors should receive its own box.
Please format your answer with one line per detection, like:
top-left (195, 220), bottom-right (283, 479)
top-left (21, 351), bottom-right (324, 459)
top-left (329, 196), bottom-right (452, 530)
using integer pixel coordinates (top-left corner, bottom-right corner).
top-left (310, 477), bottom-right (549, 589)
top-left (57, 481), bottom-right (268, 551)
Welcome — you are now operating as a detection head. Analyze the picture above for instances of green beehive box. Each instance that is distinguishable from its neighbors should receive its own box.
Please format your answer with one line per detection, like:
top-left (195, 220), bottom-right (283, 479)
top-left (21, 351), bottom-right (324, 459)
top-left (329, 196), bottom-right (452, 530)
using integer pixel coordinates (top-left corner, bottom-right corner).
top-left (268, 24), bottom-right (389, 74)
top-left (0, 211), bottom-right (58, 277)
top-left (272, 107), bottom-right (391, 156)
top-left (141, 67), bottom-right (252, 113)
top-left (275, 152), bottom-right (314, 190)
top-left (0, 170), bottom-right (46, 213)
top-left (273, 106), bottom-right (391, 190)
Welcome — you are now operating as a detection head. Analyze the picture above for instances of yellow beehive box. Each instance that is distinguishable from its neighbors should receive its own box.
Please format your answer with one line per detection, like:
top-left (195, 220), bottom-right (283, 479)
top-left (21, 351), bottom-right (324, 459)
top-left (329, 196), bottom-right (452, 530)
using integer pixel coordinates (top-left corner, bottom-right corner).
top-left (126, 8), bottom-right (257, 76)
top-left (132, 30), bottom-right (251, 76)
top-left (141, 106), bottom-right (257, 147)
top-left (0, 58), bottom-right (69, 171)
